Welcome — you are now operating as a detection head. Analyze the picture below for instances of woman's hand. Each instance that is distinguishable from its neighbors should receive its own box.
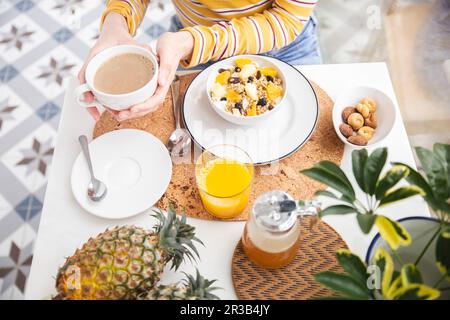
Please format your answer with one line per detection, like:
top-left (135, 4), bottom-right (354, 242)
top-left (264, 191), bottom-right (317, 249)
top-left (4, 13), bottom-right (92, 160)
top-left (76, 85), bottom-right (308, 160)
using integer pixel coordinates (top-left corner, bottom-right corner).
top-left (114, 31), bottom-right (194, 121)
top-left (78, 12), bottom-right (138, 121)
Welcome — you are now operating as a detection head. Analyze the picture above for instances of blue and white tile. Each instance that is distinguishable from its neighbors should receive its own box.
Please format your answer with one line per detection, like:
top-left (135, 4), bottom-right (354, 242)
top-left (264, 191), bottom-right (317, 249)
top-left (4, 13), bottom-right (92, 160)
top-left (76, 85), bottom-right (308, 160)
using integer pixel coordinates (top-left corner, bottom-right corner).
top-left (0, 85), bottom-right (34, 138)
top-left (0, 193), bottom-right (12, 221)
top-left (0, 13), bottom-right (49, 63)
top-left (22, 45), bottom-right (82, 100)
top-left (14, 0), bottom-right (36, 13)
top-left (0, 0), bottom-right (12, 15)
top-left (76, 17), bottom-right (101, 48)
top-left (1, 123), bottom-right (56, 193)
top-left (0, 224), bottom-right (35, 299)
top-left (37, 0), bottom-right (101, 29)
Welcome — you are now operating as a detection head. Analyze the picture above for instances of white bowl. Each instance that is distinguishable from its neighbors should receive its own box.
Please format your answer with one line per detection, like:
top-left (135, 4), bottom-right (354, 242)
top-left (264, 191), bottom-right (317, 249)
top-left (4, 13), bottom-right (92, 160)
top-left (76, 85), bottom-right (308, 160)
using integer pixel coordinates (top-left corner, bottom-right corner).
top-left (332, 86), bottom-right (397, 149)
top-left (206, 54), bottom-right (287, 126)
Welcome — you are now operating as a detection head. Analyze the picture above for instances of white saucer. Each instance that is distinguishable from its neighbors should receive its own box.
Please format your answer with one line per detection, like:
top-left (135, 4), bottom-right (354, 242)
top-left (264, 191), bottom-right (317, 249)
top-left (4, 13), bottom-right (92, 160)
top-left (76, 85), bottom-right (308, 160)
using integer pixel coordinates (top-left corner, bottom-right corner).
top-left (182, 58), bottom-right (319, 165)
top-left (71, 129), bottom-right (172, 219)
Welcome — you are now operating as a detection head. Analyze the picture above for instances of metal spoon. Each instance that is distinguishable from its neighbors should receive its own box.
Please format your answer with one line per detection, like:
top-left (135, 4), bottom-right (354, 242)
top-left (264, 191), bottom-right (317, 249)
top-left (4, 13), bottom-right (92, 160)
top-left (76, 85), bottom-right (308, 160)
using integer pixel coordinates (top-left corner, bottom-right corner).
top-left (78, 135), bottom-right (107, 202)
top-left (166, 75), bottom-right (191, 156)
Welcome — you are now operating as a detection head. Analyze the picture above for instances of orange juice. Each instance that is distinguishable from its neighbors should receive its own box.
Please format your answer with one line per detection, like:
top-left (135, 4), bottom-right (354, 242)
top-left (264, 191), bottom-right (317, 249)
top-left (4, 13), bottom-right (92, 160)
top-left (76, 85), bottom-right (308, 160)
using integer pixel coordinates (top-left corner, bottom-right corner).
top-left (196, 158), bottom-right (253, 219)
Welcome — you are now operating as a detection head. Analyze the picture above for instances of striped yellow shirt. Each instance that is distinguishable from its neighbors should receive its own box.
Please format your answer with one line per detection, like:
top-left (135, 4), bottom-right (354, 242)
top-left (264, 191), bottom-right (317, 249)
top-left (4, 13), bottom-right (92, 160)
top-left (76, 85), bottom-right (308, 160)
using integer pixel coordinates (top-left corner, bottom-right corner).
top-left (102, 0), bottom-right (317, 68)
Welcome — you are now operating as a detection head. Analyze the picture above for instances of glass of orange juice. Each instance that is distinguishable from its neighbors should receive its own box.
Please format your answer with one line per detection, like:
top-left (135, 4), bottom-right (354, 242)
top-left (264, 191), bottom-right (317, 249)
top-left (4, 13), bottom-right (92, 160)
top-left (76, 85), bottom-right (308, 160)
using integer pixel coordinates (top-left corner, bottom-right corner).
top-left (195, 145), bottom-right (254, 219)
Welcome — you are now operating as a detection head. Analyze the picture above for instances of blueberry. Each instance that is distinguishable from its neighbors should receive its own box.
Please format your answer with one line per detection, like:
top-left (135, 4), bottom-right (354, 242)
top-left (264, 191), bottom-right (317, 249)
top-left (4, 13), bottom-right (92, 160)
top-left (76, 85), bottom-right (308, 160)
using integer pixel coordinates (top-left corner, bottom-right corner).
top-left (235, 102), bottom-right (243, 109)
top-left (266, 75), bottom-right (274, 82)
top-left (257, 98), bottom-right (267, 106)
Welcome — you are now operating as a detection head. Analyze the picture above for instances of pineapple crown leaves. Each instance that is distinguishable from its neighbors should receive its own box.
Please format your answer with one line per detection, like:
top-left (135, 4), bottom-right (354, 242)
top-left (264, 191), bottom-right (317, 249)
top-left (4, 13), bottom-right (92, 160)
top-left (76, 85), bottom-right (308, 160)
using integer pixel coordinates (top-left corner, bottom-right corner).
top-left (152, 205), bottom-right (203, 270)
top-left (182, 269), bottom-right (221, 300)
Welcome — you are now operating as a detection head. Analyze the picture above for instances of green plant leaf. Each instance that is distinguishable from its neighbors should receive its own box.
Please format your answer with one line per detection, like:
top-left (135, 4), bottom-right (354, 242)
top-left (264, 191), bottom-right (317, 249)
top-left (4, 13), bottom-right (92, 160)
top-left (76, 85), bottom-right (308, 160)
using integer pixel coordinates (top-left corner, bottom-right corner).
top-left (314, 271), bottom-right (371, 300)
top-left (319, 205), bottom-right (356, 218)
top-left (314, 190), bottom-right (353, 204)
top-left (374, 215), bottom-right (411, 250)
top-left (415, 146), bottom-right (448, 199)
top-left (392, 162), bottom-right (441, 210)
top-left (356, 213), bottom-right (376, 234)
top-left (315, 190), bottom-right (338, 199)
top-left (373, 247), bottom-right (394, 295)
top-left (352, 149), bottom-right (368, 192)
top-left (315, 161), bottom-right (354, 189)
top-left (301, 166), bottom-right (355, 200)
top-left (401, 264), bottom-right (423, 285)
top-left (363, 148), bottom-right (388, 195)
top-left (375, 165), bottom-right (409, 200)
top-left (336, 249), bottom-right (368, 286)
top-left (379, 186), bottom-right (424, 207)
top-left (436, 224), bottom-right (450, 281)
top-left (433, 143), bottom-right (450, 196)
top-left (391, 284), bottom-right (440, 300)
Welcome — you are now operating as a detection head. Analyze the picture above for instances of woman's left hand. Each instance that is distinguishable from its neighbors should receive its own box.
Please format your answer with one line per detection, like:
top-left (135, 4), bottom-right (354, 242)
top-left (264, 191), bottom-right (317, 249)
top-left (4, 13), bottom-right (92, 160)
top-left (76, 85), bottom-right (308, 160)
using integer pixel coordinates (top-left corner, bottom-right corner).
top-left (113, 31), bottom-right (194, 121)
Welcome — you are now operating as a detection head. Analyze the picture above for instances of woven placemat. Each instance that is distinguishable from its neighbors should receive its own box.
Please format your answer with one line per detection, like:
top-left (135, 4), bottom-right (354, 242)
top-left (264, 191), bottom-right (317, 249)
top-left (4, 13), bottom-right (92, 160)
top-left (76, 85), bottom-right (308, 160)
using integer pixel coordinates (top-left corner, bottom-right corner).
top-left (232, 217), bottom-right (348, 300)
top-left (93, 73), bottom-right (344, 221)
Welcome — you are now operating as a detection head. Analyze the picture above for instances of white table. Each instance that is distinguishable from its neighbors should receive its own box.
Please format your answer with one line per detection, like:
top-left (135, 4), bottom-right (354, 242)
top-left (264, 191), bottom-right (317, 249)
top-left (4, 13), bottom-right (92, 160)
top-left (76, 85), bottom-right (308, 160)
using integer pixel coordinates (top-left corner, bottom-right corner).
top-left (26, 63), bottom-right (430, 300)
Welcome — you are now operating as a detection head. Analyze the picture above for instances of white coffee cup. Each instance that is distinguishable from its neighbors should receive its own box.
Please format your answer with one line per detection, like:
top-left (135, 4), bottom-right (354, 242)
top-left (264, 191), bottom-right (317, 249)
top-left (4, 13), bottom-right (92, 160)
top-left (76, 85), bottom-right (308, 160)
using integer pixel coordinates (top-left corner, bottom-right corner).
top-left (75, 45), bottom-right (159, 111)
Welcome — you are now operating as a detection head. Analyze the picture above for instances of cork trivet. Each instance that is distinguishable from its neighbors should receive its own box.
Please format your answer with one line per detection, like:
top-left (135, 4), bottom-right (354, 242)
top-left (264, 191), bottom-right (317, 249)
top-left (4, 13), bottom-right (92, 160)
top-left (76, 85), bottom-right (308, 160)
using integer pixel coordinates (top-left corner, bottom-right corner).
top-left (232, 217), bottom-right (348, 300)
top-left (93, 73), bottom-right (344, 221)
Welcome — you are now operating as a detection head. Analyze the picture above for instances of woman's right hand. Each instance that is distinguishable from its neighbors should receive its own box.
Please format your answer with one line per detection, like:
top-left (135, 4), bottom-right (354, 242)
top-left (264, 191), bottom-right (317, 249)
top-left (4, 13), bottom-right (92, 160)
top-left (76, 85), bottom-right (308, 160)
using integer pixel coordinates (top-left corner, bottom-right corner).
top-left (78, 12), bottom-right (137, 121)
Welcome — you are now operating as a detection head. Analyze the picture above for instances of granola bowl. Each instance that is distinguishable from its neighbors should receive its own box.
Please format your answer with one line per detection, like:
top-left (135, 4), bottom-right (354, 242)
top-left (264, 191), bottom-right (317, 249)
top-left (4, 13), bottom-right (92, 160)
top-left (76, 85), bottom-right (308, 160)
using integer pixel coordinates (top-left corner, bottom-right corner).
top-left (206, 55), bottom-right (287, 126)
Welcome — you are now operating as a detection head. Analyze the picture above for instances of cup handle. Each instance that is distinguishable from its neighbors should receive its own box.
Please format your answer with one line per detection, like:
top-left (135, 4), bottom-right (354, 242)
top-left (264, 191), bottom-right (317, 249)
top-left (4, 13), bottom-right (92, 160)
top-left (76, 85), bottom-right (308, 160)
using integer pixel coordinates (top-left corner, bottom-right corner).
top-left (74, 83), bottom-right (103, 109)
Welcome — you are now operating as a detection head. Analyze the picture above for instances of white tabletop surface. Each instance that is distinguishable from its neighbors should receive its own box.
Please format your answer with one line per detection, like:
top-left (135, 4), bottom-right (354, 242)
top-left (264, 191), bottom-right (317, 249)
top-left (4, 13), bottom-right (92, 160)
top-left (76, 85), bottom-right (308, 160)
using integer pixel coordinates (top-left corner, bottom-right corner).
top-left (25, 62), bottom-right (430, 300)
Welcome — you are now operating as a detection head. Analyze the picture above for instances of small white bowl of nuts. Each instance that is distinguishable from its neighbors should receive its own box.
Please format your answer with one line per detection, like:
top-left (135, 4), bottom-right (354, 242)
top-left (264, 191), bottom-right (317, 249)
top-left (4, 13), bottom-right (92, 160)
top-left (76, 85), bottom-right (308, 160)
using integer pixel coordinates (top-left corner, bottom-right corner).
top-left (332, 86), bottom-right (396, 148)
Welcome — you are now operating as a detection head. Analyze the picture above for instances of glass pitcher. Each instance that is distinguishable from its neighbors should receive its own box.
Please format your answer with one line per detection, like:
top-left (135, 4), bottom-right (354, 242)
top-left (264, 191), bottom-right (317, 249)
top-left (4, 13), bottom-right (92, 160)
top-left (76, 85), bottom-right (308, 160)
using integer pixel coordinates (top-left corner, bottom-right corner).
top-left (242, 190), bottom-right (320, 269)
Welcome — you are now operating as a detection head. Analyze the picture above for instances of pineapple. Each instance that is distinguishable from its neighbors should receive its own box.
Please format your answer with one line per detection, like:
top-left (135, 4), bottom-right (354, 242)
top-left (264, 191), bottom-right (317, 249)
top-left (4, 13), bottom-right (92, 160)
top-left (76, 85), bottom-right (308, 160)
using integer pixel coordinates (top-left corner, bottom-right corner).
top-left (140, 269), bottom-right (220, 300)
top-left (55, 207), bottom-right (202, 300)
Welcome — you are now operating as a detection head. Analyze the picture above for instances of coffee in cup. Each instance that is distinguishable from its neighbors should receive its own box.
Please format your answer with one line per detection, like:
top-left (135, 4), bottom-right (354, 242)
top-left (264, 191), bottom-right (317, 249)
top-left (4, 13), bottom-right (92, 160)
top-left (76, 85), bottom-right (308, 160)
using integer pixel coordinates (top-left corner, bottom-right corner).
top-left (75, 45), bottom-right (158, 111)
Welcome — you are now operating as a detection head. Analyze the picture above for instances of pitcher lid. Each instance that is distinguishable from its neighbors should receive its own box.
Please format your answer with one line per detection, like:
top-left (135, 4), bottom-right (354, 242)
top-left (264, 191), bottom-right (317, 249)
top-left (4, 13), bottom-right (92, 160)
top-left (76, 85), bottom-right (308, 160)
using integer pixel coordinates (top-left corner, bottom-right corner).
top-left (253, 191), bottom-right (298, 233)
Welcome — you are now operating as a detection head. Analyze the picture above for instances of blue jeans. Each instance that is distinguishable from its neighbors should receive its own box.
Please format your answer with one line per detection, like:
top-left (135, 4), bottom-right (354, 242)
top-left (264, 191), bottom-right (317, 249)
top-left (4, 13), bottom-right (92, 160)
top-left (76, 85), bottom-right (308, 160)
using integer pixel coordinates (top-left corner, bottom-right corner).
top-left (170, 15), bottom-right (322, 70)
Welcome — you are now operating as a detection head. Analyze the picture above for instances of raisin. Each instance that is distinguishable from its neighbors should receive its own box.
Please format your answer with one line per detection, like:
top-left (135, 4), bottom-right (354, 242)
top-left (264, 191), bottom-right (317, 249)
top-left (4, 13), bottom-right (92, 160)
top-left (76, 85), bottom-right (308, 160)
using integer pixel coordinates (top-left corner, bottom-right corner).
top-left (228, 77), bottom-right (240, 84)
top-left (218, 68), bottom-right (227, 73)
top-left (256, 70), bottom-right (262, 80)
top-left (235, 102), bottom-right (243, 109)
top-left (220, 97), bottom-right (227, 101)
top-left (267, 75), bottom-right (274, 82)
top-left (257, 98), bottom-right (267, 106)
top-left (247, 76), bottom-right (254, 83)
top-left (268, 105), bottom-right (274, 110)
top-left (235, 67), bottom-right (241, 72)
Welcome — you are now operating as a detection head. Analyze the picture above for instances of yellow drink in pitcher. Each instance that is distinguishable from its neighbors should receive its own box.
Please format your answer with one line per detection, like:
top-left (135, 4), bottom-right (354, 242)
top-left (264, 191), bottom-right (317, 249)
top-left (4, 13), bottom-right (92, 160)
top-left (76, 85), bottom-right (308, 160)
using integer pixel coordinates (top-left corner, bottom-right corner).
top-left (195, 145), bottom-right (254, 219)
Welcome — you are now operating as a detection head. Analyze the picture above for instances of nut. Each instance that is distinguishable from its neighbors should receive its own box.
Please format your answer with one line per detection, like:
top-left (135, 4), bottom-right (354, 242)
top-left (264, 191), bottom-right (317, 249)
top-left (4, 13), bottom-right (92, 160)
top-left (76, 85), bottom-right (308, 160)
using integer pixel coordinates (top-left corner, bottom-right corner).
top-left (347, 113), bottom-right (364, 130)
top-left (364, 112), bottom-right (377, 129)
top-left (339, 123), bottom-right (354, 138)
top-left (358, 126), bottom-right (375, 140)
top-left (348, 135), bottom-right (368, 146)
top-left (361, 97), bottom-right (377, 112)
top-left (356, 103), bottom-right (370, 118)
top-left (342, 107), bottom-right (356, 122)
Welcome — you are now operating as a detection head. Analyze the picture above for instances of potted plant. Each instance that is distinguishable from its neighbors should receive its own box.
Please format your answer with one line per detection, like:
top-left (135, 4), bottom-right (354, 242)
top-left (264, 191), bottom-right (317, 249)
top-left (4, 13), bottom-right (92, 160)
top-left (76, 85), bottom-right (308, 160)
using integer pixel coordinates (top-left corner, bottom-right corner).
top-left (300, 143), bottom-right (450, 300)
